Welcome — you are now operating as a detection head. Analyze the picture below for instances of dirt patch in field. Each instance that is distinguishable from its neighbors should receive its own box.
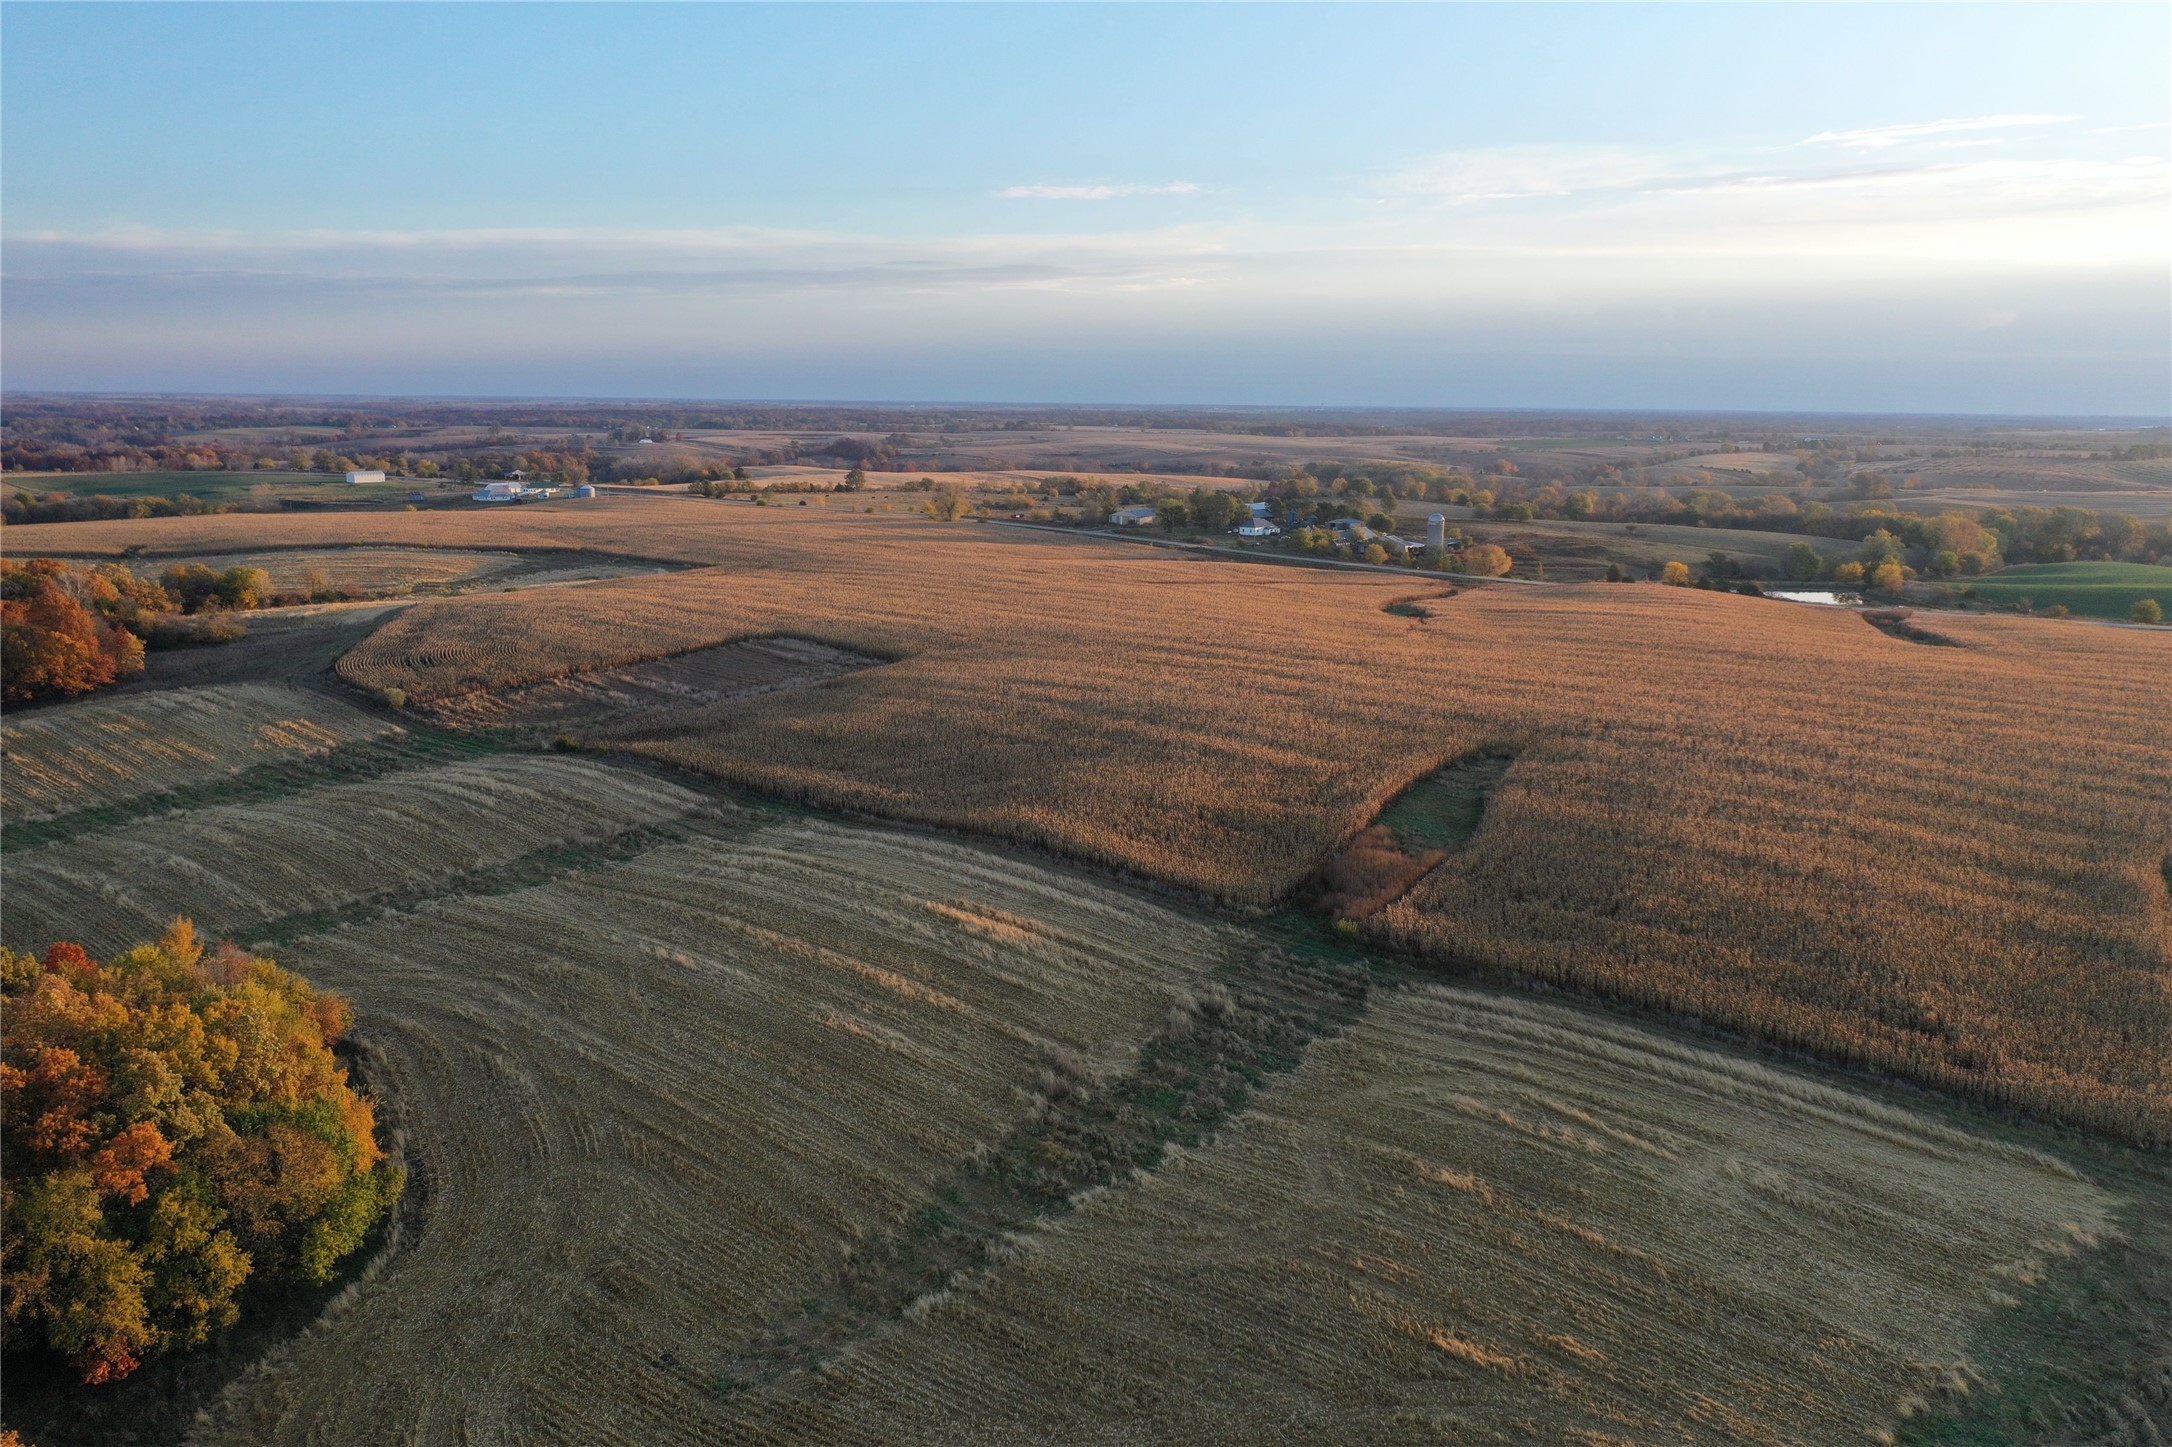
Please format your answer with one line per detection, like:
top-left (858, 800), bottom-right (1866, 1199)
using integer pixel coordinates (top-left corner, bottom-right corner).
top-left (1303, 751), bottom-right (1512, 918)
top-left (1861, 608), bottom-right (1966, 647)
top-left (415, 636), bottom-right (882, 736)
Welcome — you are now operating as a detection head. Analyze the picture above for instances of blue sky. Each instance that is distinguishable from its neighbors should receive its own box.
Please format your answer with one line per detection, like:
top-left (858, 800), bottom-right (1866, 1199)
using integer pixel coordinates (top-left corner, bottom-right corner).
top-left (4, 2), bottom-right (2167, 413)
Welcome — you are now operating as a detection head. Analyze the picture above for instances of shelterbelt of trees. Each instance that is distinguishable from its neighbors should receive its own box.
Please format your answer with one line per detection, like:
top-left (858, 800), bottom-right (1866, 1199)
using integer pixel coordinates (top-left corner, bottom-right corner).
top-left (1, 922), bottom-right (403, 1385)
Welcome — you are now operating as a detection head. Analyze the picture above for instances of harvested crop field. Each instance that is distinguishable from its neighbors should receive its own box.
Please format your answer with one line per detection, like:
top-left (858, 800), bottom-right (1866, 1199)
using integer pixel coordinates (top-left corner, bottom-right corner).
top-left (416, 637), bottom-right (880, 734)
top-left (0, 755), bottom-right (714, 956)
top-left (194, 819), bottom-right (1235, 1446)
top-left (120, 546), bottom-right (526, 595)
top-left (736, 984), bottom-right (2116, 1447)
top-left (11, 503), bottom-right (2171, 1143)
top-left (1, 683), bottom-right (402, 824)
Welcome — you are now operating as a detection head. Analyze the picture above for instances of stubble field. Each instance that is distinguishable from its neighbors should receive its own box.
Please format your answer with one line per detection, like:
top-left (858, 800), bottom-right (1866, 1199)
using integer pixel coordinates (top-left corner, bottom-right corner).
top-left (192, 814), bottom-right (1239, 1446)
top-left (1, 682), bottom-right (403, 824)
top-left (734, 983), bottom-right (2116, 1446)
top-left (0, 754), bottom-right (714, 955)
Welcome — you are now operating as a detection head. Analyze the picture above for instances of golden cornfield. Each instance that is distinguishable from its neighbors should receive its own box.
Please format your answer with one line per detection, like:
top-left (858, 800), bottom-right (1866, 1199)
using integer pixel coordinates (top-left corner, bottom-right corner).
top-left (15, 501), bottom-right (2171, 1141)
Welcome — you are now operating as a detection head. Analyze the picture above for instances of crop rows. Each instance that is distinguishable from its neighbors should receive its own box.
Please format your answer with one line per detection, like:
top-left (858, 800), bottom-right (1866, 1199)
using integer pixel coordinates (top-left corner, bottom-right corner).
top-left (11, 503), bottom-right (2169, 1141)
top-left (116, 546), bottom-right (527, 595)
top-left (195, 819), bottom-right (1233, 1446)
top-left (728, 983), bottom-right (2114, 1446)
top-left (1, 682), bottom-right (403, 825)
top-left (1, 755), bottom-right (713, 955)
top-left (417, 637), bottom-right (877, 735)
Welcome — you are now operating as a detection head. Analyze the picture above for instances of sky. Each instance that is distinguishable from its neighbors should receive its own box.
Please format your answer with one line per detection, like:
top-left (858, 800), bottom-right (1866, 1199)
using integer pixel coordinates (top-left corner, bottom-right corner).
top-left (3, 2), bottom-right (2167, 414)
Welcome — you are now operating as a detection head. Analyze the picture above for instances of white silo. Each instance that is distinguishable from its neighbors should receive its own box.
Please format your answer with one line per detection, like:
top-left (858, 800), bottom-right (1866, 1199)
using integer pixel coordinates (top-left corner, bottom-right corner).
top-left (1427, 514), bottom-right (1447, 551)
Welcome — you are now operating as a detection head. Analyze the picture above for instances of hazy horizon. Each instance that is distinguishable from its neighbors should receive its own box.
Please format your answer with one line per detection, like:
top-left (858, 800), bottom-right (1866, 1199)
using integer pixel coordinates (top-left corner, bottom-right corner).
top-left (4, 390), bottom-right (2168, 428)
top-left (4, 2), bottom-right (2167, 414)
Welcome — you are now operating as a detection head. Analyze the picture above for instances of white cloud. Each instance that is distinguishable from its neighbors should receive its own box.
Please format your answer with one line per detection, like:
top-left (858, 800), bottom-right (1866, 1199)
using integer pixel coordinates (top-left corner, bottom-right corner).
top-left (1384, 145), bottom-right (1687, 202)
top-left (996, 182), bottom-right (1199, 200)
top-left (1801, 114), bottom-right (2077, 148)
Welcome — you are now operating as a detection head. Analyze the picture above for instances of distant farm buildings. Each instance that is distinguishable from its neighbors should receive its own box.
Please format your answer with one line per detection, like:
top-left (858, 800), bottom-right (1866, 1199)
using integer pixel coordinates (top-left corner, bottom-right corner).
top-left (345, 469), bottom-right (386, 485)
top-left (473, 481), bottom-right (526, 503)
top-left (1110, 506), bottom-right (1159, 527)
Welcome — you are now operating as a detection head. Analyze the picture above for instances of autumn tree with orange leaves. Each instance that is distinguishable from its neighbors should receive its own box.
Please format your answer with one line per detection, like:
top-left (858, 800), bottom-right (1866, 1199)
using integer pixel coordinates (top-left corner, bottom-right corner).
top-left (0, 561), bottom-right (148, 703)
top-left (1, 922), bottom-right (403, 1384)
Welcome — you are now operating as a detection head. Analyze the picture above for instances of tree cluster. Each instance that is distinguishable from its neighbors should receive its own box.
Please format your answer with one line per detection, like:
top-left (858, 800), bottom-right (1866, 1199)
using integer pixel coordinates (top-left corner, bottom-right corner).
top-left (0, 559), bottom-right (263, 703)
top-left (1, 562), bottom-right (149, 703)
top-left (2, 922), bottom-right (404, 1384)
top-left (3, 492), bottom-right (236, 527)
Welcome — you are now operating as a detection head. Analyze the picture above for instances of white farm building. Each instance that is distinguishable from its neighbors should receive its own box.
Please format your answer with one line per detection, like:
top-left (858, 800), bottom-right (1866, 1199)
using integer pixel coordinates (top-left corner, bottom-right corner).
top-left (473, 481), bottom-right (527, 503)
top-left (345, 469), bottom-right (387, 485)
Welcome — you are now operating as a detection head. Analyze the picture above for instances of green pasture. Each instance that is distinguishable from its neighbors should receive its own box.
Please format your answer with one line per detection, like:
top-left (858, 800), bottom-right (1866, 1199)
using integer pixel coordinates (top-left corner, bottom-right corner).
top-left (1964, 561), bottom-right (2172, 621)
top-left (4, 470), bottom-right (429, 505)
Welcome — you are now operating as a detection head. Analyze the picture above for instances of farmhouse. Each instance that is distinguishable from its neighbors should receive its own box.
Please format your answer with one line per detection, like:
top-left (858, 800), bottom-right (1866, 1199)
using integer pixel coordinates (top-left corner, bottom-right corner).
top-left (1111, 506), bottom-right (1159, 527)
top-left (1234, 521), bottom-right (1281, 538)
top-left (473, 481), bottom-right (526, 503)
top-left (346, 469), bottom-right (387, 485)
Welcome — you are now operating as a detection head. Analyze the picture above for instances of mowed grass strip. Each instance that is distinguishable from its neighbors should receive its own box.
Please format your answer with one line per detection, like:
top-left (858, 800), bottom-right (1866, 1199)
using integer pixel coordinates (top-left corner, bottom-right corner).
top-left (0, 754), bottom-right (713, 956)
top-left (1, 682), bottom-right (403, 824)
top-left (736, 983), bottom-right (2116, 1447)
top-left (13, 504), bottom-right (2169, 1142)
top-left (194, 821), bottom-right (1233, 1447)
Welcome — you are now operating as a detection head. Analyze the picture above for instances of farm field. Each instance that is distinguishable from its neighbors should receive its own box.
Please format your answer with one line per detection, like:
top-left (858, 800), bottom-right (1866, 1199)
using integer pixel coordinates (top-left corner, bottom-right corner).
top-left (1898, 488), bottom-right (2172, 520)
top-left (3, 468), bottom-right (436, 506)
top-left (1395, 507), bottom-right (1860, 579)
top-left (9, 711), bottom-right (2146, 1446)
top-left (189, 815), bottom-right (1240, 1447)
top-left (114, 546), bottom-right (527, 595)
top-left (417, 636), bottom-right (881, 735)
top-left (1957, 561), bottom-right (2172, 620)
top-left (4, 490), bottom-right (2168, 1444)
top-left (735, 983), bottom-right (2123, 1446)
top-left (0, 682), bottom-right (402, 824)
top-left (12, 499), bottom-right (2171, 1143)
top-left (0, 754), bottom-right (714, 955)
top-left (22, 545), bottom-right (670, 600)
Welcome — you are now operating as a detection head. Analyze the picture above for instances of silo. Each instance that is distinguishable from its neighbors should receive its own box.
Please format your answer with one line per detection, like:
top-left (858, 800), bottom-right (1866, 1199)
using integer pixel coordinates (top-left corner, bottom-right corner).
top-left (1427, 514), bottom-right (1447, 551)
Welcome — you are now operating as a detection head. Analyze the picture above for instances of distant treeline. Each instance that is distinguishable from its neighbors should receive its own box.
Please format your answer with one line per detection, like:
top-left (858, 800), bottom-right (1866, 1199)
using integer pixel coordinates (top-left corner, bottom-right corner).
top-left (4, 491), bottom-right (238, 525)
